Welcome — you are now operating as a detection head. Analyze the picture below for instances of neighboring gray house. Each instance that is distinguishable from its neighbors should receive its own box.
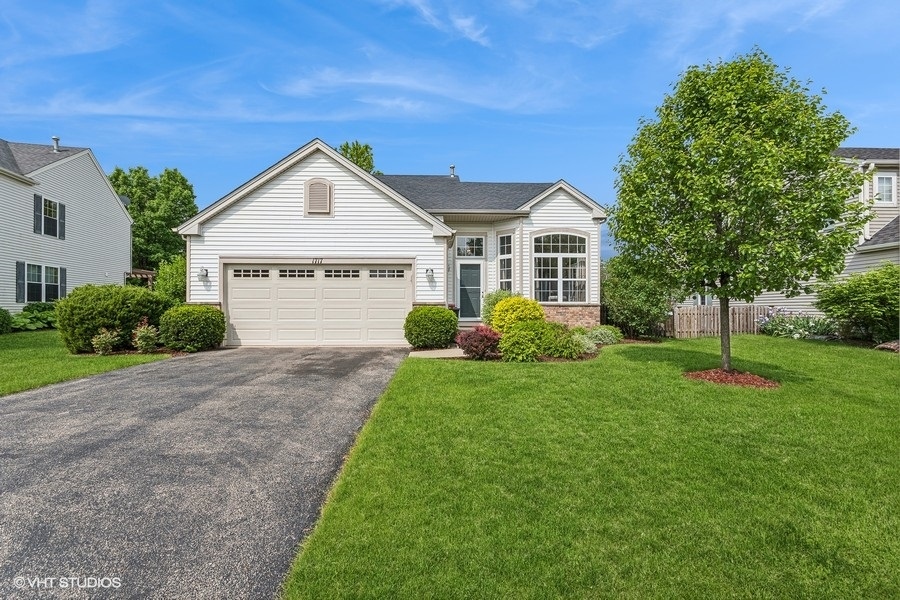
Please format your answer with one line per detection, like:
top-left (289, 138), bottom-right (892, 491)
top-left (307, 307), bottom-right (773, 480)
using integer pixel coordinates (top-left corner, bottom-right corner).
top-left (177, 139), bottom-right (606, 346)
top-left (0, 137), bottom-right (132, 313)
top-left (687, 147), bottom-right (900, 310)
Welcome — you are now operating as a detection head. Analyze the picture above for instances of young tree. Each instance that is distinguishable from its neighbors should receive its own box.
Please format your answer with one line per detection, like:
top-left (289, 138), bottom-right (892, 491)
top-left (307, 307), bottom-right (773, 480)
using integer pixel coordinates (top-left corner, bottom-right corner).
top-left (338, 140), bottom-right (383, 174)
top-left (110, 167), bottom-right (199, 270)
top-left (611, 49), bottom-right (870, 371)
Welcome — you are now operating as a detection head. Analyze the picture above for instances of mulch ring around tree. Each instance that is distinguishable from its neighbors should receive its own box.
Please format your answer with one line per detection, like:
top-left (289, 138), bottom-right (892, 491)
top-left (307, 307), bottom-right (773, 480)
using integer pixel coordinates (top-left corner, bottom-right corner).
top-left (684, 369), bottom-right (780, 389)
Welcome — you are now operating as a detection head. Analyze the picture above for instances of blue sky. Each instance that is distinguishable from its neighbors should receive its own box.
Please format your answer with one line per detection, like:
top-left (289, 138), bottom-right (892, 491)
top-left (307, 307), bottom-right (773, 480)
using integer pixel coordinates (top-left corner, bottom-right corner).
top-left (2, 0), bottom-right (899, 256)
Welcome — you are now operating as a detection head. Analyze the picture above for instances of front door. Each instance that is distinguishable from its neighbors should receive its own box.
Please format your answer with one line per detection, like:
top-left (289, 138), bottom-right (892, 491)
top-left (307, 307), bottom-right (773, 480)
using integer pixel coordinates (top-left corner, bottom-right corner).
top-left (458, 262), bottom-right (483, 319)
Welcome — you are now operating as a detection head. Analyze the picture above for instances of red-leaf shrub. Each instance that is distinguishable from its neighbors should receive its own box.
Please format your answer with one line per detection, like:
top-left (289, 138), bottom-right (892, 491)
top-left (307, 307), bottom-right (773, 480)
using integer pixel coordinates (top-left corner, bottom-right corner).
top-left (456, 325), bottom-right (501, 360)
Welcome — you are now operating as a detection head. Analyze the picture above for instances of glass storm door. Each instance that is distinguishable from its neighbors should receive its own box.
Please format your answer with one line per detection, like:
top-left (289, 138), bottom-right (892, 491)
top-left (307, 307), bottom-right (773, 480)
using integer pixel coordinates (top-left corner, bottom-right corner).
top-left (458, 263), bottom-right (482, 319)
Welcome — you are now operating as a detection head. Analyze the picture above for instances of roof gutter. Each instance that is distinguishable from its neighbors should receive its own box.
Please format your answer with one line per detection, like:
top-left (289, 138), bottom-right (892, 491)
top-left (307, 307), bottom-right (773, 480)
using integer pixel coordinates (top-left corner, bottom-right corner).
top-left (0, 166), bottom-right (36, 185)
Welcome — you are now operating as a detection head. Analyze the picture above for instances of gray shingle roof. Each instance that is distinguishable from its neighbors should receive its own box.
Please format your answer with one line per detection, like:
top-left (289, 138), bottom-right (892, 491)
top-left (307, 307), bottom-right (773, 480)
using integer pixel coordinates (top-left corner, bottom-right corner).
top-left (376, 175), bottom-right (553, 211)
top-left (860, 216), bottom-right (899, 248)
top-left (0, 139), bottom-right (21, 174)
top-left (834, 147), bottom-right (900, 160)
top-left (0, 138), bottom-right (87, 175)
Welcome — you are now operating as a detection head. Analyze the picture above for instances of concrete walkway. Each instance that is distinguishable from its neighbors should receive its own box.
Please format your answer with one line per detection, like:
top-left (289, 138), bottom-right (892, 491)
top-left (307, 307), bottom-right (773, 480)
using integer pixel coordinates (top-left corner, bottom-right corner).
top-left (408, 346), bottom-right (466, 358)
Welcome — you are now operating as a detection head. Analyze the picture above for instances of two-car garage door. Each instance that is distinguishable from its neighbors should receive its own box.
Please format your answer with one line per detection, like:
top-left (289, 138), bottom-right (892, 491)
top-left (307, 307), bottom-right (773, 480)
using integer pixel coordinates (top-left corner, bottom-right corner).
top-left (226, 263), bottom-right (412, 346)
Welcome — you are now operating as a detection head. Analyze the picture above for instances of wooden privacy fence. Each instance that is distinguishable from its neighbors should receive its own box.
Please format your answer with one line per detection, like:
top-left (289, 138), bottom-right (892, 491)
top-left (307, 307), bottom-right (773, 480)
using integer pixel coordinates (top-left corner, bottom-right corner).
top-left (664, 305), bottom-right (770, 339)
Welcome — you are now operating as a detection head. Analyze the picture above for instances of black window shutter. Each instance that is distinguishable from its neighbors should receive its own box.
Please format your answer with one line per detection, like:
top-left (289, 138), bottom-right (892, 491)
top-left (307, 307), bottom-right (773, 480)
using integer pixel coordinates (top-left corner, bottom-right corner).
top-left (15, 261), bottom-right (25, 303)
top-left (33, 195), bottom-right (42, 234)
top-left (60, 267), bottom-right (67, 298)
top-left (58, 203), bottom-right (66, 239)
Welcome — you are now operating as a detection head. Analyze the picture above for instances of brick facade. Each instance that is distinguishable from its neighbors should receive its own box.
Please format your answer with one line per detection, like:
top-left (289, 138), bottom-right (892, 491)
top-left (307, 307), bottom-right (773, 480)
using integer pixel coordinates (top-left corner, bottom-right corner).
top-left (542, 304), bottom-right (602, 328)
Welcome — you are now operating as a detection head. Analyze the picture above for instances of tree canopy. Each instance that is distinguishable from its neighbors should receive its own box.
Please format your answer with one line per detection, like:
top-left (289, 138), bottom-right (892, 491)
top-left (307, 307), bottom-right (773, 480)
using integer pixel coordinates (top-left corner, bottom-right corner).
top-left (338, 140), bottom-right (382, 174)
top-left (611, 49), bottom-right (870, 371)
top-left (109, 166), bottom-right (198, 271)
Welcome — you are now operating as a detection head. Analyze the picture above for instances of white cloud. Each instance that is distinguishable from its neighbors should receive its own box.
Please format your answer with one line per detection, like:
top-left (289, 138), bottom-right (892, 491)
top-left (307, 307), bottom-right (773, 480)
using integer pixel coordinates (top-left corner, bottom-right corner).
top-left (376, 0), bottom-right (490, 46)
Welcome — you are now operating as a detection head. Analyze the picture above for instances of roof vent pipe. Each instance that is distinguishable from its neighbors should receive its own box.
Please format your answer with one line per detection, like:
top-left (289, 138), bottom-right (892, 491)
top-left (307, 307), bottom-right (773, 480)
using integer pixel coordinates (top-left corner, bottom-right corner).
top-left (449, 164), bottom-right (456, 178)
top-left (51, 136), bottom-right (60, 152)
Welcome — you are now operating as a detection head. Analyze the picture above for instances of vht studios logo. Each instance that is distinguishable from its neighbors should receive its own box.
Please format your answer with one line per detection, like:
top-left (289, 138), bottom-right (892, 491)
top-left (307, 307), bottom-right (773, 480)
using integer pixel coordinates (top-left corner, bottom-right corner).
top-left (13, 575), bottom-right (122, 590)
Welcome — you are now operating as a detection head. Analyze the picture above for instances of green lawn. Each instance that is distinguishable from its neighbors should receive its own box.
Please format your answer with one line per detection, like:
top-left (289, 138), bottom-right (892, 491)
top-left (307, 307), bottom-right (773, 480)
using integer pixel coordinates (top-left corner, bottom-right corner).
top-left (0, 329), bottom-right (169, 397)
top-left (283, 336), bottom-right (899, 599)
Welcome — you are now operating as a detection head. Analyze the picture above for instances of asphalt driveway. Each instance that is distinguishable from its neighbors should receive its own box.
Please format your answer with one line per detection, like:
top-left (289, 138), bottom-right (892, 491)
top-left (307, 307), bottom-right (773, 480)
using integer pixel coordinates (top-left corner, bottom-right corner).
top-left (0, 347), bottom-right (407, 599)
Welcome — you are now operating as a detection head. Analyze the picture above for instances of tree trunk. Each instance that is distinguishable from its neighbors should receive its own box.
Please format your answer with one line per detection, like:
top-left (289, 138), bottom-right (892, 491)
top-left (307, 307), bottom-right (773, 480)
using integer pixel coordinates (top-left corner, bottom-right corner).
top-left (719, 296), bottom-right (732, 372)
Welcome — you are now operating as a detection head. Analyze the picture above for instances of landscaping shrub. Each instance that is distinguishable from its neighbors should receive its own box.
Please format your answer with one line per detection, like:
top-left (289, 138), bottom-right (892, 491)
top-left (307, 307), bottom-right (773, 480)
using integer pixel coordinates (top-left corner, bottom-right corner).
top-left (490, 296), bottom-right (544, 334)
top-left (91, 328), bottom-right (120, 355)
top-left (155, 254), bottom-right (187, 304)
top-left (159, 304), bottom-right (226, 352)
top-left (132, 317), bottom-right (160, 354)
top-left (404, 306), bottom-right (458, 349)
top-left (481, 289), bottom-right (516, 327)
top-left (0, 308), bottom-right (12, 335)
top-left (585, 325), bottom-right (624, 345)
top-left (498, 320), bottom-right (543, 362)
top-left (11, 310), bottom-right (57, 331)
top-left (55, 284), bottom-right (171, 353)
top-left (498, 320), bottom-right (583, 362)
top-left (757, 308), bottom-right (837, 340)
top-left (22, 301), bottom-right (56, 314)
top-left (815, 263), bottom-right (900, 343)
top-left (602, 255), bottom-right (673, 337)
top-left (456, 325), bottom-right (501, 360)
top-left (572, 332), bottom-right (599, 355)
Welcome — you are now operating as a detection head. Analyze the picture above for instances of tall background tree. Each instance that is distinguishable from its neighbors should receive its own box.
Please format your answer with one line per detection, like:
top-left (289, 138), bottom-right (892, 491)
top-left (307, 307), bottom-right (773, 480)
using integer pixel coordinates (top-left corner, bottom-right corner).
top-left (109, 166), bottom-right (199, 270)
top-left (338, 140), bottom-right (382, 174)
top-left (611, 49), bottom-right (870, 372)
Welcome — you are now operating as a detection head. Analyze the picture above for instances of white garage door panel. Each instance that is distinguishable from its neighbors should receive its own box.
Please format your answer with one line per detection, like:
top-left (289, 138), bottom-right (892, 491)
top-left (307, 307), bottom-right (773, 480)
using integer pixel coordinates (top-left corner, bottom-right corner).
top-left (277, 308), bottom-right (317, 320)
top-left (232, 288), bottom-right (272, 300)
top-left (368, 288), bottom-right (407, 300)
top-left (277, 288), bottom-right (316, 300)
top-left (277, 329), bottom-right (317, 342)
top-left (226, 263), bottom-right (411, 346)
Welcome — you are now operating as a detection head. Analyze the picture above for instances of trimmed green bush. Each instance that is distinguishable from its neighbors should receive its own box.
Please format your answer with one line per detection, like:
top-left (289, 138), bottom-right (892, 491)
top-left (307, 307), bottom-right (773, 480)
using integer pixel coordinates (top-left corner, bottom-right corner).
top-left (490, 296), bottom-right (545, 334)
top-left (498, 320), bottom-right (583, 362)
top-left (159, 304), bottom-right (226, 352)
top-left (499, 321), bottom-right (543, 362)
top-left (602, 256), bottom-right (673, 337)
top-left (0, 308), bottom-right (12, 335)
top-left (155, 254), bottom-right (187, 304)
top-left (572, 332), bottom-right (599, 354)
top-left (404, 306), bottom-right (458, 349)
top-left (815, 263), bottom-right (900, 343)
top-left (56, 284), bottom-right (171, 353)
top-left (132, 316), bottom-right (160, 354)
top-left (481, 289), bottom-right (516, 327)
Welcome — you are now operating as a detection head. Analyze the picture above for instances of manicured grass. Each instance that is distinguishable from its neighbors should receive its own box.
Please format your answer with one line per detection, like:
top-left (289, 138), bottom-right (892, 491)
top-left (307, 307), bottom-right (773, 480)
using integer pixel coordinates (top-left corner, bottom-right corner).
top-left (0, 329), bottom-right (168, 397)
top-left (283, 336), bottom-right (899, 599)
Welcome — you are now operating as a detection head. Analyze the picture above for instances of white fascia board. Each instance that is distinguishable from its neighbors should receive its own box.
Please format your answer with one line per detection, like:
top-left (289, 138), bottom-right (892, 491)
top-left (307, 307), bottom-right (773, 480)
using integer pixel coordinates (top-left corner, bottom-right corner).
top-left (0, 167), bottom-right (35, 185)
top-left (519, 180), bottom-right (608, 221)
top-left (176, 138), bottom-right (454, 238)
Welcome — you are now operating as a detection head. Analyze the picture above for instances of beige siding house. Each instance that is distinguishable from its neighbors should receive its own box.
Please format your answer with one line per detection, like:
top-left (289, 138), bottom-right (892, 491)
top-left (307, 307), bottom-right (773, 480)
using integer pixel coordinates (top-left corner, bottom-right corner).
top-left (177, 139), bottom-right (606, 346)
top-left (0, 137), bottom-right (132, 313)
top-left (685, 147), bottom-right (900, 311)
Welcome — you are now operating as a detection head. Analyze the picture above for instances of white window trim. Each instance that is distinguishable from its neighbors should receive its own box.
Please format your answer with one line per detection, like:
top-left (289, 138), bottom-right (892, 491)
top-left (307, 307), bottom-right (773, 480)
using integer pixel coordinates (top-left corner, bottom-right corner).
top-left (455, 235), bottom-right (485, 258)
top-left (497, 233), bottom-right (513, 291)
top-left (532, 233), bottom-right (588, 304)
top-left (26, 263), bottom-right (61, 302)
top-left (874, 172), bottom-right (897, 204)
top-left (304, 178), bottom-right (334, 217)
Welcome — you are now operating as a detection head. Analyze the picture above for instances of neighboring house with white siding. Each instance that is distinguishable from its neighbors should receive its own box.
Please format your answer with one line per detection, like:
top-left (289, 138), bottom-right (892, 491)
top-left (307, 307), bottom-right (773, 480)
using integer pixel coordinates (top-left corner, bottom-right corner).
top-left (685, 147), bottom-right (900, 311)
top-left (177, 138), bottom-right (606, 346)
top-left (0, 137), bottom-right (132, 313)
